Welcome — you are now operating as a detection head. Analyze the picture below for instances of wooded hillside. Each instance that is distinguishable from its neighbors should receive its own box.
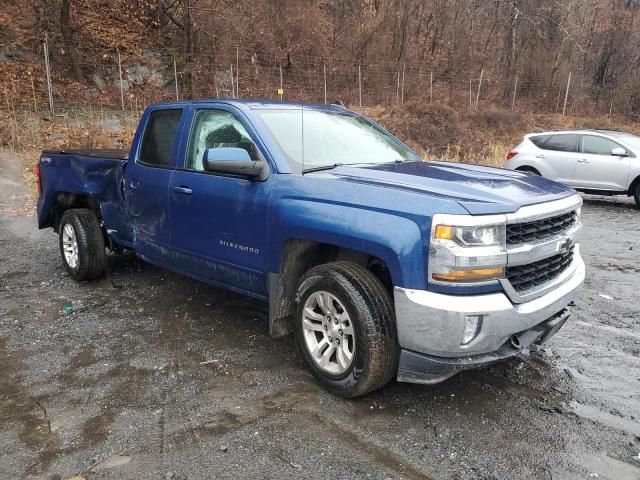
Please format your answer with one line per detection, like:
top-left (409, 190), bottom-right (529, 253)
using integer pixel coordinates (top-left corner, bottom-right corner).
top-left (1, 0), bottom-right (640, 116)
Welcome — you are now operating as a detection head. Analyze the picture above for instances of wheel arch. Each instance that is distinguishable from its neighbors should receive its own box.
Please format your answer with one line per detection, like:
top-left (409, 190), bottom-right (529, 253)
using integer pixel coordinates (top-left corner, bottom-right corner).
top-left (49, 192), bottom-right (101, 232)
top-left (628, 174), bottom-right (640, 196)
top-left (267, 239), bottom-right (395, 338)
top-left (515, 165), bottom-right (542, 176)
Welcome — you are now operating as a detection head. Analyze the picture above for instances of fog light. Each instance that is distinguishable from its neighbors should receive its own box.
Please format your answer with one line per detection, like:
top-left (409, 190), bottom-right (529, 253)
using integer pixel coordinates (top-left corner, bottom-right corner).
top-left (462, 314), bottom-right (483, 345)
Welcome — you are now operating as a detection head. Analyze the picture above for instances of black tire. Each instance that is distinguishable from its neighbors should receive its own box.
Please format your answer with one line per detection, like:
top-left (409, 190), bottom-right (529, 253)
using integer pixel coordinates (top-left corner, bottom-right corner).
top-left (59, 209), bottom-right (106, 281)
top-left (294, 262), bottom-right (399, 398)
top-left (634, 184), bottom-right (640, 209)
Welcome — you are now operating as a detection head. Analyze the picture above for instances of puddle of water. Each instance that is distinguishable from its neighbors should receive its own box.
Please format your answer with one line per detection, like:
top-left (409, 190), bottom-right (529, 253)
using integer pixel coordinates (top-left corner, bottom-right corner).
top-left (90, 453), bottom-right (132, 472)
top-left (572, 452), bottom-right (640, 480)
top-left (570, 401), bottom-right (640, 437)
top-left (574, 320), bottom-right (640, 340)
top-left (82, 412), bottom-right (116, 445)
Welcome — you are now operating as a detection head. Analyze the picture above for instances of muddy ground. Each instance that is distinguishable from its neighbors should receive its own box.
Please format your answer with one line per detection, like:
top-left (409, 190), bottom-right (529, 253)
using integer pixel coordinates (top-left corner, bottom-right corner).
top-left (0, 151), bottom-right (639, 480)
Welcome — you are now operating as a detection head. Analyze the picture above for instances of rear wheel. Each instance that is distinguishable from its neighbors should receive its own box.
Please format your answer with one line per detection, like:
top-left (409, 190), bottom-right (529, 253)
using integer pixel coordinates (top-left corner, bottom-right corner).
top-left (634, 184), bottom-right (640, 209)
top-left (59, 209), bottom-right (106, 281)
top-left (294, 262), bottom-right (399, 397)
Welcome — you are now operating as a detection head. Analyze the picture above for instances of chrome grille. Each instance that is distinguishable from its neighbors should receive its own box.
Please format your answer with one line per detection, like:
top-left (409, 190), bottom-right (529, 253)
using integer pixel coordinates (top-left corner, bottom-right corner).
top-left (506, 211), bottom-right (577, 245)
top-left (506, 247), bottom-right (574, 293)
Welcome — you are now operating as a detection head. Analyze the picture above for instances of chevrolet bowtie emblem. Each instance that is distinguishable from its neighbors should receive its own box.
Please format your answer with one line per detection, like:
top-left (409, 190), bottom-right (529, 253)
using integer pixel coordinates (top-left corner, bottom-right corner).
top-left (557, 237), bottom-right (573, 253)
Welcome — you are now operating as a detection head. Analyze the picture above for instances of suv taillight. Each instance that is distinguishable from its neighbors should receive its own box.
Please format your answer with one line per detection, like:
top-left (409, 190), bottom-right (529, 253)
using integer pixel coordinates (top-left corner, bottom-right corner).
top-left (506, 151), bottom-right (518, 160)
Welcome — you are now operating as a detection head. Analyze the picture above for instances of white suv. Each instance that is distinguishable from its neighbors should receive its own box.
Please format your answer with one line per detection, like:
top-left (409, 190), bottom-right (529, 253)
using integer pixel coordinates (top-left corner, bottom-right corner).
top-left (504, 130), bottom-right (640, 207)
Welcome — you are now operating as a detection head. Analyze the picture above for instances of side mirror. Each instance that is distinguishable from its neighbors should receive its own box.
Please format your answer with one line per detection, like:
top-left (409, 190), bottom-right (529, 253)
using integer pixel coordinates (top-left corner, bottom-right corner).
top-left (611, 147), bottom-right (628, 157)
top-left (203, 147), bottom-right (268, 180)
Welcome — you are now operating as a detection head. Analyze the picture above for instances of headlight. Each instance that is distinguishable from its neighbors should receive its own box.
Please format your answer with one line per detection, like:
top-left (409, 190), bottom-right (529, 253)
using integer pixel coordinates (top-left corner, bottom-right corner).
top-left (434, 224), bottom-right (505, 246)
top-left (429, 215), bottom-right (507, 285)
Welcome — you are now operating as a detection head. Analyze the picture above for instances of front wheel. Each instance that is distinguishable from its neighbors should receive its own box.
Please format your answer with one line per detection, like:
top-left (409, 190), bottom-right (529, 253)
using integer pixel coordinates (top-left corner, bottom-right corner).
top-left (59, 209), bottom-right (106, 281)
top-left (294, 262), bottom-right (399, 397)
top-left (634, 183), bottom-right (640, 209)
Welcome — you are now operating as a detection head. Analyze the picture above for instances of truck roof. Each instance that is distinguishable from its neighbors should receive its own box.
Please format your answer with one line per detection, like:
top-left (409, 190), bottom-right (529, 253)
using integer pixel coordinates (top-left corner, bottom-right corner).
top-left (147, 98), bottom-right (349, 112)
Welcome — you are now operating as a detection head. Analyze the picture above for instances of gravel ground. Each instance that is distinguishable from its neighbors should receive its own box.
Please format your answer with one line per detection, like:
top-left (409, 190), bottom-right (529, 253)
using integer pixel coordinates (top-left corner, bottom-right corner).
top-left (0, 151), bottom-right (639, 480)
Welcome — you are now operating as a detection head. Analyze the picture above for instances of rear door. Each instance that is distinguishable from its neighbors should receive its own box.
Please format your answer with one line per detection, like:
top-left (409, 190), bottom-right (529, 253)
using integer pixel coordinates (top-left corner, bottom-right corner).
top-left (574, 135), bottom-right (631, 191)
top-left (167, 106), bottom-right (272, 297)
top-left (123, 108), bottom-right (184, 263)
top-left (538, 134), bottom-right (579, 185)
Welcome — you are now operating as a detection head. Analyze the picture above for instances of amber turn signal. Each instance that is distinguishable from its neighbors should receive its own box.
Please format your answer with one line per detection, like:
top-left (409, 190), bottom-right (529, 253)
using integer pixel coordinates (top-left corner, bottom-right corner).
top-left (432, 267), bottom-right (504, 282)
top-left (434, 224), bottom-right (454, 240)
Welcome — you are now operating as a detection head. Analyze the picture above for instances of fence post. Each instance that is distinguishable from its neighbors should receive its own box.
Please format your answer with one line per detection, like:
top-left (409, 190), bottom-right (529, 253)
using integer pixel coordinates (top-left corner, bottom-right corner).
top-left (230, 64), bottom-right (235, 97)
top-left (609, 94), bottom-right (614, 117)
top-left (358, 65), bottom-right (362, 107)
top-left (236, 46), bottom-right (239, 97)
top-left (116, 48), bottom-right (125, 111)
top-left (511, 75), bottom-right (518, 111)
top-left (279, 65), bottom-right (283, 100)
top-left (43, 35), bottom-right (54, 115)
top-left (469, 77), bottom-right (472, 110)
top-left (562, 72), bottom-right (572, 116)
top-left (323, 64), bottom-right (327, 105)
top-left (401, 63), bottom-right (405, 105)
top-left (173, 58), bottom-right (179, 101)
top-left (475, 68), bottom-right (484, 110)
top-left (430, 71), bottom-right (433, 104)
top-left (31, 76), bottom-right (38, 114)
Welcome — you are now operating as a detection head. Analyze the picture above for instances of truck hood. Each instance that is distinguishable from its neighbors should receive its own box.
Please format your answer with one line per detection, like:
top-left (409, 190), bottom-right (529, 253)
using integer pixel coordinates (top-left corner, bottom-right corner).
top-left (314, 161), bottom-right (576, 215)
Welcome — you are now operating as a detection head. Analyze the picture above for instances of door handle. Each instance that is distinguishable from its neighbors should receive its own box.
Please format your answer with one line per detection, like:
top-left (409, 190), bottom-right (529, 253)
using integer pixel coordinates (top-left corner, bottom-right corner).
top-left (577, 159), bottom-right (590, 164)
top-left (171, 186), bottom-right (193, 195)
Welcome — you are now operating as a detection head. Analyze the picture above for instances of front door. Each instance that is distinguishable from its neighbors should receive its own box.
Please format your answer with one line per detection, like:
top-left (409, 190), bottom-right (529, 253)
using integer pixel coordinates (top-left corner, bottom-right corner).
top-left (168, 107), bottom-right (272, 297)
top-left (574, 135), bottom-right (631, 191)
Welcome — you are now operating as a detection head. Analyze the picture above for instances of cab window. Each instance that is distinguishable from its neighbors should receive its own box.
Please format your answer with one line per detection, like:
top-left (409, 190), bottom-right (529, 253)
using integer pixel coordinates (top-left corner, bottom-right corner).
top-left (186, 110), bottom-right (259, 171)
top-left (139, 109), bottom-right (182, 167)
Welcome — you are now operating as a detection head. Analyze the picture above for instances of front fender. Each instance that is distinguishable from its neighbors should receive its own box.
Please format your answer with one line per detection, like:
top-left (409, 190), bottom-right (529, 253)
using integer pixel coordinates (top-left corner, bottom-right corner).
top-left (267, 198), bottom-right (427, 289)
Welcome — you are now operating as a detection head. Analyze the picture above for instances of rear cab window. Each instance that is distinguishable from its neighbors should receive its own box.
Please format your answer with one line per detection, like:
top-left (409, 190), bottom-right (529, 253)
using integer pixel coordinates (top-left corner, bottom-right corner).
top-left (541, 134), bottom-right (579, 153)
top-left (139, 109), bottom-right (183, 167)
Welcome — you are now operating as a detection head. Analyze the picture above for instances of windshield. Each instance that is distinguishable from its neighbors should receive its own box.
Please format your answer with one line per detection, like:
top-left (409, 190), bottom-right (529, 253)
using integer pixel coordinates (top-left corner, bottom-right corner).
top-left (254, 108), bottom-right (420, 173)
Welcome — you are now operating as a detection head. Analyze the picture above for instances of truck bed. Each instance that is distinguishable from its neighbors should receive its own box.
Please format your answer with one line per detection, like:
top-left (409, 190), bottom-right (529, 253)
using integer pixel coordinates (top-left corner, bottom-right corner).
top-left (42, 149), bottom-right (129, 160)
top-left (37, 149), bottom-right (129, 235)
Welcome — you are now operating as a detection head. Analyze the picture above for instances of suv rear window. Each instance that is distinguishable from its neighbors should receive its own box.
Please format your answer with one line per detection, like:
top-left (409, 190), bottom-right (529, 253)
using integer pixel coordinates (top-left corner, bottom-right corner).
top-left (530, 135), bottom-right (550, 148)
top-left (542, 134), bottom-right (578, 153)
top-left (139, 109), bottom-right (183, 167)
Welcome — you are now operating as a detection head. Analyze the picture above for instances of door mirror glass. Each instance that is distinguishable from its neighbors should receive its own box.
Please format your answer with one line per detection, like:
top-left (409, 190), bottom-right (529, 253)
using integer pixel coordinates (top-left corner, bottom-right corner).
top-left (204, 147), bottom-right (252, 163)
top-left (611, 147), bottom-right (628, 157)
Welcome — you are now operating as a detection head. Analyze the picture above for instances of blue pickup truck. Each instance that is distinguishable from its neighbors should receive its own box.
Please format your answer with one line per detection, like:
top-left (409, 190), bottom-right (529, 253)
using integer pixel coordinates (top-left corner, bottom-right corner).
top-left (36, 100), bottom-right (585, 397)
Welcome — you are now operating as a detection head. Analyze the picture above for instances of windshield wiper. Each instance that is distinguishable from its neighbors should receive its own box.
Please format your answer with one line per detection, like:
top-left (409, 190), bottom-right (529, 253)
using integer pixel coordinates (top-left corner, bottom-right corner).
top-left (302, 163), bottom-right (345, 174)
top-left (302, 161), bottom-right (398, 174)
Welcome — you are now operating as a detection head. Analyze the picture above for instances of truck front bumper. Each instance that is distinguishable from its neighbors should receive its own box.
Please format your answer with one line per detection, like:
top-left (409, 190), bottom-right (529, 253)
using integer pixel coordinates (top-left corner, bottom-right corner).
top-left (393, 253), bottom-right (585, 384)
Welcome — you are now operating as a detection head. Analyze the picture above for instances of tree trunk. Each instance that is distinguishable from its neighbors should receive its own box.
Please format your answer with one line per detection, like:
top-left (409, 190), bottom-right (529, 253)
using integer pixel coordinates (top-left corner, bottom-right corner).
top-left (60, 0), bottom-right (84, 83)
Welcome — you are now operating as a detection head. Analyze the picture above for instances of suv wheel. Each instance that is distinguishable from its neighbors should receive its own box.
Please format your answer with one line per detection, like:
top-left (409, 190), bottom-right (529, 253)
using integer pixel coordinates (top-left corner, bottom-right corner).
top-left (294, 262), bottom-right (399, 397)
top-left (634, 183), bottom-right (640, 209)
top-left (59, 209), bottom-right (106, 281)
